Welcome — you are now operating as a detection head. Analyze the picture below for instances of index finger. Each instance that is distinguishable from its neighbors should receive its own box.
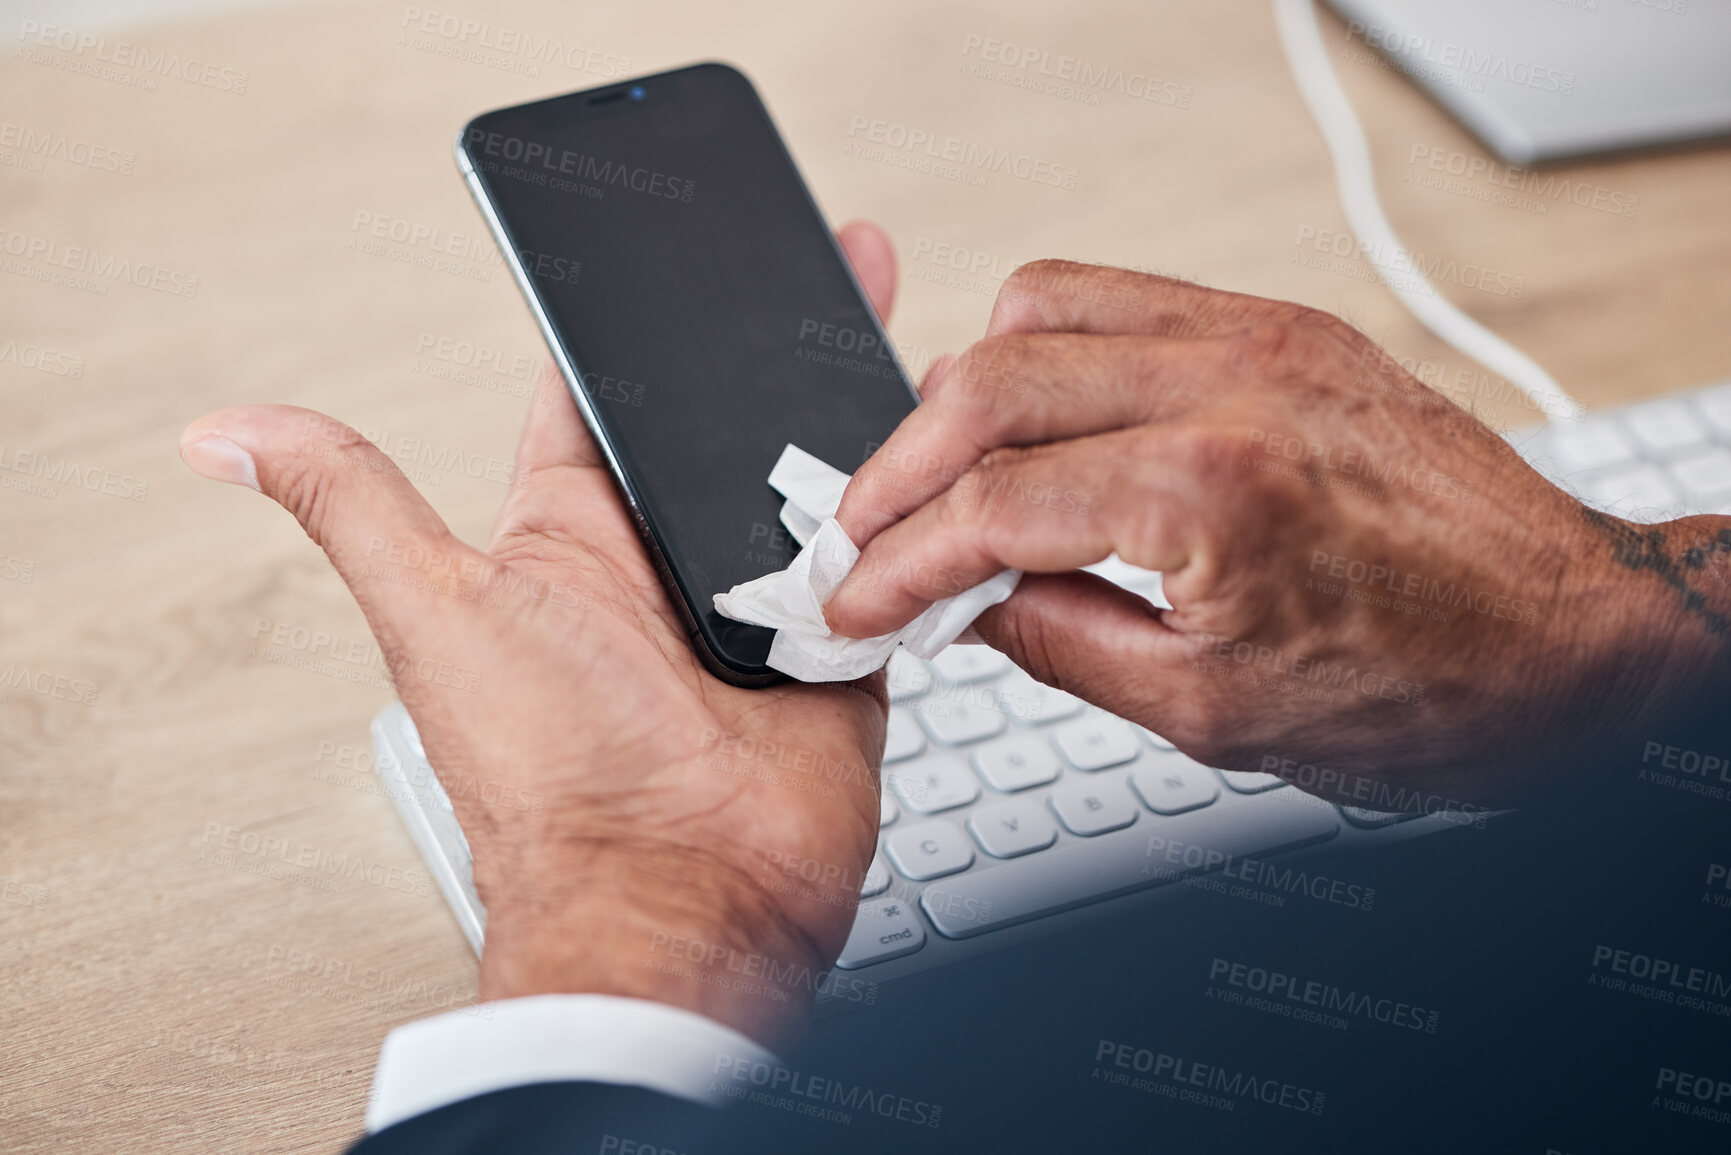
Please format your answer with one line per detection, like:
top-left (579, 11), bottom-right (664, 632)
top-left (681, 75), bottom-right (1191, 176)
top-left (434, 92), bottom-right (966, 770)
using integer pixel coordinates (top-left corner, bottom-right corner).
top-left (836, 330), bottom-right (1236, 547)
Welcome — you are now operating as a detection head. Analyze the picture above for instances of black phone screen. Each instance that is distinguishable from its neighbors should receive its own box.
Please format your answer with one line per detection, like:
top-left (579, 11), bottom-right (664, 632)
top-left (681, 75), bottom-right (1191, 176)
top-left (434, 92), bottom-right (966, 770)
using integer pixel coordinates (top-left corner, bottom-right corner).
top-left (459, 63), bottom-right (918, 681)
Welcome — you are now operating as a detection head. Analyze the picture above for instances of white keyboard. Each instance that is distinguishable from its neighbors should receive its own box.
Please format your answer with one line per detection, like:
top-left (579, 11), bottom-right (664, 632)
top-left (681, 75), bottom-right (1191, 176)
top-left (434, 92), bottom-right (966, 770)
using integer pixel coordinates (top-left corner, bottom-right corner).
top-left (1514, 380), bottom-right (1731, 522)
top-left (371, 377), bottom-right (1731, 985)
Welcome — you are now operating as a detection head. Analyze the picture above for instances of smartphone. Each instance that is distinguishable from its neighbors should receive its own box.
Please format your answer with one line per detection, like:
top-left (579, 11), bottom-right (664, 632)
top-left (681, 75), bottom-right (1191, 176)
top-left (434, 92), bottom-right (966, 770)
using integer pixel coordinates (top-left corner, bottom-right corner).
top-left (455, 63), bottom-right (918, 687)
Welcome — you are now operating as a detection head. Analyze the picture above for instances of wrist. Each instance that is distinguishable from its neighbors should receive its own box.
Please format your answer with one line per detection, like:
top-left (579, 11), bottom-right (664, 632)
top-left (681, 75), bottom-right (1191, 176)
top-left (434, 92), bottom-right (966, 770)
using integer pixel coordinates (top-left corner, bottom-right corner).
top-left (474, 838), bottom-right (827, 1049)
top-left (1561, 512), bottom-right (1731, 763)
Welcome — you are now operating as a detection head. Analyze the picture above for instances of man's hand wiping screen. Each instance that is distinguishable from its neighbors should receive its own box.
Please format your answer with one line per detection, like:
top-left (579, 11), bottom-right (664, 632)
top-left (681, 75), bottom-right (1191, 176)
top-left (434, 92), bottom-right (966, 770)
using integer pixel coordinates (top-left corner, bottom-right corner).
top-left (824, 261), bottom-right (1731, 807)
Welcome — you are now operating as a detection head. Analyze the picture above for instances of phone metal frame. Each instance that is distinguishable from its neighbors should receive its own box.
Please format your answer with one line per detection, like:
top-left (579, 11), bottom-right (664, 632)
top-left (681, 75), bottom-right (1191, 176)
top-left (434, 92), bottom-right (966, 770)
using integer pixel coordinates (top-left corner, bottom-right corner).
top-left (453, 64), bottom-right (917, 687)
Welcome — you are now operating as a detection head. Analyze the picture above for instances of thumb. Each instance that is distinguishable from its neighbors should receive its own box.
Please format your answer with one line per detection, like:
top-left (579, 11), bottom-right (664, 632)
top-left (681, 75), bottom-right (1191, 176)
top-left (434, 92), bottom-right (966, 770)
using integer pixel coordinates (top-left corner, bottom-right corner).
top-left (180, 404), bottom-right (479, 657)
top-left (972, 571), bottom-right (1178, 719)
top-left (836, 220), bottom-right (897, 324)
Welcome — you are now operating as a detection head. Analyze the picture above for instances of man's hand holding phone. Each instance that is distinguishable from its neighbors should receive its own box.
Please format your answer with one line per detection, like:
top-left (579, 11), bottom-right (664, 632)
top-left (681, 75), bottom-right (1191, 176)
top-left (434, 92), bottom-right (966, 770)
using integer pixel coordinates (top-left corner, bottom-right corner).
top-left (179, 224), bottom-right (901, 1049)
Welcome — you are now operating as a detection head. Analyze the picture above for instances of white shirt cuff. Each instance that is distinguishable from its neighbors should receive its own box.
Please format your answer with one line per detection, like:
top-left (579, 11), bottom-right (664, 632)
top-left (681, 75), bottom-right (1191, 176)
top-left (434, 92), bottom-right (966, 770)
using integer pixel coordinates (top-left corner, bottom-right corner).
top-left (364, 994), bottom-right (780, 1134)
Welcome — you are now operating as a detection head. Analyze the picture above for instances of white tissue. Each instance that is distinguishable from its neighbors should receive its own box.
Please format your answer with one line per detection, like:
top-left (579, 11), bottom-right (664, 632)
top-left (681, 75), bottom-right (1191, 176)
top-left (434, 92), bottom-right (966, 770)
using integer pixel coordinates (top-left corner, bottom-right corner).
top-left (714, 445), bottom-right (1022, 682)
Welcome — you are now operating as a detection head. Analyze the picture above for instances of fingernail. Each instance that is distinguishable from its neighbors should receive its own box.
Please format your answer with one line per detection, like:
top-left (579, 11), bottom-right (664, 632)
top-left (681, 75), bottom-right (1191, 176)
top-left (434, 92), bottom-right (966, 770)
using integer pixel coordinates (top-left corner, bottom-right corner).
top-left (181, 435), bottom-right (260, 491)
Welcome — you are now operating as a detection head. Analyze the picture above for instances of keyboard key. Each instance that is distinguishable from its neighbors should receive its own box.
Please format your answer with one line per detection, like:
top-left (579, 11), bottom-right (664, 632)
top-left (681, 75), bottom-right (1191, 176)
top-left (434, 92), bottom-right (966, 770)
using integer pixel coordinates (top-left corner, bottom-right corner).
top-left (1580, 465), bottom-right (1682, 522)
top-left (835, 896), bottom-right (926, 968)
top-left (1052, 717), bottom-right (1142, 772)
top-left (918, 883), bottom-right (999, 933)
top-left (967, 800), bottom-right (1058, 858)
top-left (884, 707), bottom-right (925, 763)
top-left (916, 698), bottom-right (1007, 746)
top-left (886, 650), bottom-right (932, 702)
top-left (1693, 384), bottom-right (1731, 440)
top-left (996, 670), bottom-right (1086, 727)
top-left (1138, 726), bottom-right (1177, 751)
top-left (1218, 769), bottom-right (1287, 794)
top-left (1548, 418), bottom-right (1634, 472)
top-left (1050, 778), bottom-right (1138, 836)
top-left (1339, 805), bottom-right (1424, 830)
top-left (929, 645), bottom-right (1011, 684)
top-left (860, 854), bottom-right (890, 897)
top-left (1670, 448), bottom-right (1731, 503)
top-left (972, 735), bottom-right (1063, 792)
top-left (886, 758), bottom-right (980, 815)
top-left (879, 793), bottom-right (898, 828)
top-left (1624, 401), bottom-right (1708, 457)
top-left (920, 789), bottom-right (1339, 938)
top-left (1130, 760), bottom-right (1220, 815)
top-left (885, 820), bottom-right (974, 880)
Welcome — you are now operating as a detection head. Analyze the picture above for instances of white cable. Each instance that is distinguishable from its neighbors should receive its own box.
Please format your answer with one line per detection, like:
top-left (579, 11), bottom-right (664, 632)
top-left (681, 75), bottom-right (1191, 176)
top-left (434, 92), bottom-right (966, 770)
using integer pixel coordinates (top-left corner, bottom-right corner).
top-left (1272, 0), bottom-right (1584, 424)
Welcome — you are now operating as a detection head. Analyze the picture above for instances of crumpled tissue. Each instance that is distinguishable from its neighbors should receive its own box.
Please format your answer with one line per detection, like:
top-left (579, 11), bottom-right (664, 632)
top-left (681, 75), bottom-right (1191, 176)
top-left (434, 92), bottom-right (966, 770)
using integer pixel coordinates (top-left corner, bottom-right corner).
top-left (713, 445), bottom-right (1021, 681)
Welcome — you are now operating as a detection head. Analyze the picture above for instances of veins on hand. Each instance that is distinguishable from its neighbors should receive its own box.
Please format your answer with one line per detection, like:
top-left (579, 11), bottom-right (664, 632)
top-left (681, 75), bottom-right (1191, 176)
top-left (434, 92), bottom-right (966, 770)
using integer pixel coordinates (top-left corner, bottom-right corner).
top-left (1581, 509), bottom-right (1731, 637)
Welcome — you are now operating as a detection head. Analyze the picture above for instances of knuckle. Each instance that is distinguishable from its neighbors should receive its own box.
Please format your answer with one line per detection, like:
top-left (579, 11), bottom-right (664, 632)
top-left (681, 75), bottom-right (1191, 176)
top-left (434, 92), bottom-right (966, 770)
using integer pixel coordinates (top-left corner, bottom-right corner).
top-left (935, 450), bottom-right (1018, 555)
top-left (1159, 424), bottom-right (1244, 489)
top-left (1290, 303), bottom-right (1364, 350)
top-left (1231, 318), bottom-right (1326, 379)
top-left (1002, 258), bottom-right (1079, 295)
top-left (950, 446), bottom-right (1026, 517)
top-left (993, 259), bottom-right (1090, 320)
top-left (1268, 299), bottom-right (1325, 327)
top-left (1130, 423), bottom-right (1296, 561)
top-left (942, 472), bottom-right (990, 524)
top-left (869, 441), bottom-right (955, 498)
top-left (947, 335), bottom-right (1025, 411)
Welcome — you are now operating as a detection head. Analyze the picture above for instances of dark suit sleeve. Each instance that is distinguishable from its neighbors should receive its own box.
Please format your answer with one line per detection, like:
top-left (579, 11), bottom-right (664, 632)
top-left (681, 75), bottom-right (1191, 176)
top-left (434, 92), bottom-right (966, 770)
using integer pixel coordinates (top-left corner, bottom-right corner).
top-left (344, 1081), bottom-right (721, 1155)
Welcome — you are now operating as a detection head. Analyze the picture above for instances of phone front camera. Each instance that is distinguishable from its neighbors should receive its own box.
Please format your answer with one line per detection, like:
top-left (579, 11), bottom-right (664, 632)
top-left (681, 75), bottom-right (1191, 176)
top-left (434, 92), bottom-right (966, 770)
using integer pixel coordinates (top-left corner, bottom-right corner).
top-left (629, 85), bottom-right (646, 100)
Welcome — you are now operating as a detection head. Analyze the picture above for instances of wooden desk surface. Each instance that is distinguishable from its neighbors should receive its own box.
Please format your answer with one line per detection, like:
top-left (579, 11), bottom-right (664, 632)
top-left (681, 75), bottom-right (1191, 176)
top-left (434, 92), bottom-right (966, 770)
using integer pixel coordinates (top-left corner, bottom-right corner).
top-left (1, 0), bottom-right (1726, 1149)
